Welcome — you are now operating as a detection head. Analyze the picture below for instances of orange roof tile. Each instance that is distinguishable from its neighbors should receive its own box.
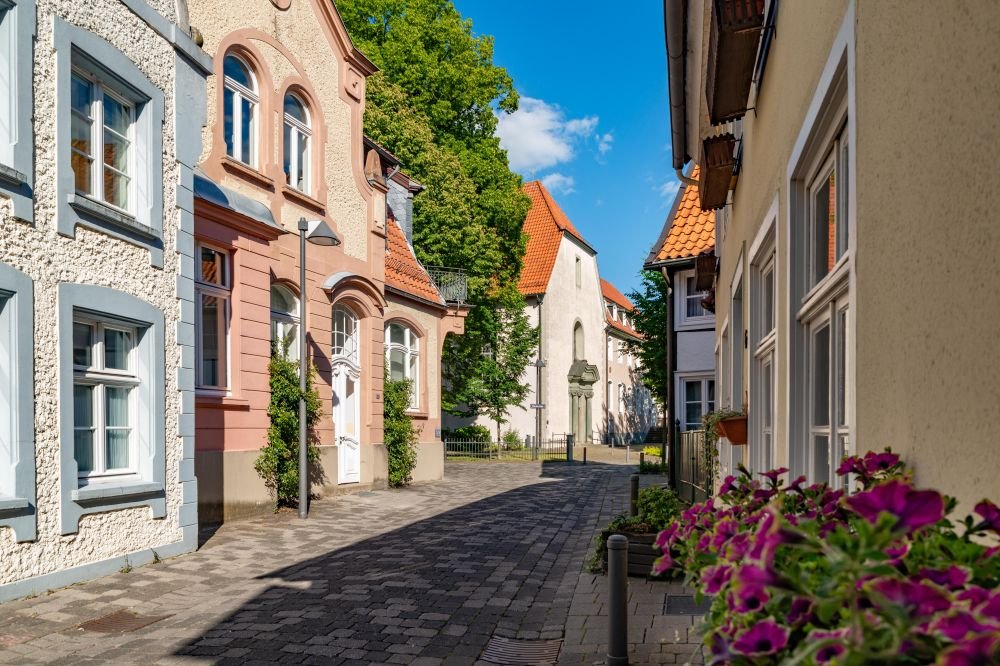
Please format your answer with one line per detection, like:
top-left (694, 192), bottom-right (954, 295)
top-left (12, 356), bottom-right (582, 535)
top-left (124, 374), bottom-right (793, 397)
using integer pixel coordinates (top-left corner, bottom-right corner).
top-left (518, 181), bottom-right (593, 295)
top-left (385, 216), bottom-right (444, 306)
top-left (606, 313), bottom-right (641, 339)
top-left (600, 278), bottom-right (634, 311)
top-left (646, 166), bottom-right (716, 265)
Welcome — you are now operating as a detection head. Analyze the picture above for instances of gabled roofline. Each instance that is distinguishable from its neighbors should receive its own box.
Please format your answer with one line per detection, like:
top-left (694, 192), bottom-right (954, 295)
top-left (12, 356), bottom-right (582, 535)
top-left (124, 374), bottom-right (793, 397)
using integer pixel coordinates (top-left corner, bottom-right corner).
top-left (643, 170), bottom-right (691, 269)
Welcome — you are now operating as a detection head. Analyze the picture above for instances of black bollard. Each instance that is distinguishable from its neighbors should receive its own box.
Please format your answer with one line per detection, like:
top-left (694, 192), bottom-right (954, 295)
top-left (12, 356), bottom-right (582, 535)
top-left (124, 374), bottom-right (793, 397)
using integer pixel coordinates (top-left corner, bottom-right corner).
top-left (607, 534), bottom-right (629, 666)
top-left (629, 474), bottom-right (639, 517)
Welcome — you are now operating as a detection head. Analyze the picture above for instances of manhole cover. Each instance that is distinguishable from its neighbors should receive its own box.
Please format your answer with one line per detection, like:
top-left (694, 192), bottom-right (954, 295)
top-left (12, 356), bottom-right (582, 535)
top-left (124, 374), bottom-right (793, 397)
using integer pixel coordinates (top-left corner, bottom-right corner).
top-left (78, 610), bottom-right (171, 633)
top-left (664, 594), bottom-right (714, 615)
top-left (480, 636), bottom-right (563, 665)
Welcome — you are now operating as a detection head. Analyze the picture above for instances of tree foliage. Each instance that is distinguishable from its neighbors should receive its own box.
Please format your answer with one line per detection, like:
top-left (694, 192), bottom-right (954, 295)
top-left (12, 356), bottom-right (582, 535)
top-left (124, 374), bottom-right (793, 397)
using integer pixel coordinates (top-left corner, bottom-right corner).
top-left (338, 0), bottom-right (538, 424)
top-left (383, 375), bottom-right (419, 487)
top-left (625, 270), bottom-right (671, 410)
top-left (254, 340), bottom-right (322, 508)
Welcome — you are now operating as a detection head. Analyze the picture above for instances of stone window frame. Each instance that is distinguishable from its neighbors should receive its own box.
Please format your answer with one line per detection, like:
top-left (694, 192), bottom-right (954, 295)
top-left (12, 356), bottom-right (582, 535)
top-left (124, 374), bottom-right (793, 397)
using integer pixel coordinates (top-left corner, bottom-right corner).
top-left (58, 283), bottom-right (166, 536)
top-left (0, 262), bottom-right (35, 542)
top-left (53, 17), bottom-right (165, 267)
top-left (0, 0), bottom-right (35, 223)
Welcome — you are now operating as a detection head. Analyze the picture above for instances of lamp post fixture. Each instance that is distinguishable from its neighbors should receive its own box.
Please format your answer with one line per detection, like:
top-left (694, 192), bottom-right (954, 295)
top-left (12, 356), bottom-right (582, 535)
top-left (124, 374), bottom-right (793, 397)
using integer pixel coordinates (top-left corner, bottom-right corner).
top-left (297, 217), bottom-right (340, 519)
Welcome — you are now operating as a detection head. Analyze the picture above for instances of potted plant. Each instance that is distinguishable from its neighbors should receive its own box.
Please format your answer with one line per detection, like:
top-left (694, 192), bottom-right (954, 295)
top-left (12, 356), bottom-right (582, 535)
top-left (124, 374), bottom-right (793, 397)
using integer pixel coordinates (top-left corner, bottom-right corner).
top-left (703, 407), bottom-right (747, 445)
top-left (589, 486), bottom-right (682, 578)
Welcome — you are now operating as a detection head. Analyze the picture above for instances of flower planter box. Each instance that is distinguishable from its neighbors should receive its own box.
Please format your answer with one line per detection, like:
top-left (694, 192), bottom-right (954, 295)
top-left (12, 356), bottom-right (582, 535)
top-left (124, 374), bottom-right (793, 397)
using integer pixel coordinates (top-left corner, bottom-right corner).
top-left (715, 415), bottom-right (748, 445)
top-left (601, 531), bottom-right (665, 579)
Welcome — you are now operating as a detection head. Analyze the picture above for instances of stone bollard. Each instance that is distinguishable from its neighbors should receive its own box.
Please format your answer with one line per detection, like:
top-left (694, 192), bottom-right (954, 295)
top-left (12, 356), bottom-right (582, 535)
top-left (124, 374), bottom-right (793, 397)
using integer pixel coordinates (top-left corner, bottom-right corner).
top-left (607, 534), bottom-right (629, 666)
top-left (629, 474), bottom-right (639, 517)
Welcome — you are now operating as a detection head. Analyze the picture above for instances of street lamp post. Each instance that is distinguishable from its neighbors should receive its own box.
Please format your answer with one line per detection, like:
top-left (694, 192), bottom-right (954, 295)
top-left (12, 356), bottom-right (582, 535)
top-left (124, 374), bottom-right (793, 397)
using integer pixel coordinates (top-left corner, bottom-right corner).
top-left (297, 217), bottom-right (340, 519)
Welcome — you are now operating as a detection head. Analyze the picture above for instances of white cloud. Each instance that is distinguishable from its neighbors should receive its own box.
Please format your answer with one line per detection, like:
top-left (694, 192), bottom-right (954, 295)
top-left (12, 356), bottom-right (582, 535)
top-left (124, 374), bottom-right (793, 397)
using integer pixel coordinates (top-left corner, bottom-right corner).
top-left (657, 180), bottom-right (680, 200)
top-left (496, 97), bottom-right (602, 173)
top-left (597, 132), bottom-right (614, 155)
top-left (541, 172), bottom-right (576, 195)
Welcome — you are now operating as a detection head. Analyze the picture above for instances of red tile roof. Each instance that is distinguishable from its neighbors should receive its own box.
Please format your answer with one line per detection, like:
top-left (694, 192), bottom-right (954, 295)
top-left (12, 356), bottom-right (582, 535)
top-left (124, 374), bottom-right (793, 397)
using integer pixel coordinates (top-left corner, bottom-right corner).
top-left (606, 313), bottom-right (640, 339)
top-left (518, 181), bottom-right (592, 295)
top-left (385, 216), bottom-right (444, 306)
top-left (648, 166), bottom-right (716, 264)
top-left (600, 278), bottom-right (634, 311)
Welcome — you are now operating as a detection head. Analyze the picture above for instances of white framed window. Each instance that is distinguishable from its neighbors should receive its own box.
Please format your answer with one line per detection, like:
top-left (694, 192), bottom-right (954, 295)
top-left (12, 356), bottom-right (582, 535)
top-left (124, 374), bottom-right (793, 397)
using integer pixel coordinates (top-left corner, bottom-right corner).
top-left (676, 269), bottom-right (713, 328)
top-left (195, 244), bottom-right (231, 390)
top-left (0, 0), bottom-right (35, 223)
top-left (788, 51), bottom-right (853, 487)
top-left (679, 375), bottom-right (715, 431)
top-left (385, 322), bottom-right (419, 409)
top-left (283, 94), bottom-right (311, 193)
top-left (72, 318), bottom-right (139, 479)
top-left (617, 383), bottom-right (625, 415)
top-left (332, 305), bottom-right (359, 364)
top-left (750, 234), bottom-right (776, 475)
top-left (70, 69), bottom-right (134, 213)
top-left (223, 54), bottom-right (258, 168)
top-left (270, 283), bottom-right (299, 360)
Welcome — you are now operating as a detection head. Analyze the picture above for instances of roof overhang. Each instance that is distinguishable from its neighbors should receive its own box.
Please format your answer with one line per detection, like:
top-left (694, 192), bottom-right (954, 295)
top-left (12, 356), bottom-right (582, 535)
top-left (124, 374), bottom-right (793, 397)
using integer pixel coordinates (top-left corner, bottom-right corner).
top-left (664, 0), bottom-right (689, 170)
top-left (699, 133), bottom-right (736, 210)
top-left (706, 0), bottom-right (766, 124)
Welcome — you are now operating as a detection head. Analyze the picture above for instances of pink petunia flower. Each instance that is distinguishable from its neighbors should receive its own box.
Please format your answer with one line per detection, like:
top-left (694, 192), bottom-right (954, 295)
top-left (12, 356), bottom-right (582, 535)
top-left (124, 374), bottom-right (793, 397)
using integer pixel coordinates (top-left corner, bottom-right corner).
top-left (731, 619), bottom-right (790, 657)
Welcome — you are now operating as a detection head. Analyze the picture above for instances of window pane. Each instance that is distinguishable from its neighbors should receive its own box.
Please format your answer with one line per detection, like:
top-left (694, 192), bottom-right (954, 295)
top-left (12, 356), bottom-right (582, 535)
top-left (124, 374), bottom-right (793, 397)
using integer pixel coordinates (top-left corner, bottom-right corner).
top-left (74, 384), bottom-right (94, 472)
top-left (71, 114), bottom-right (93, 194)
top-left (837, 139), bottom-right (849, 261)
top-left (813, 435), bottom-right (830, 484)
top-left (389, 348), bottom-right (405, 381)
top-left (389, 324), bottom-right (405, 346)
top-left (836, 309), bottom-right (847, 427)
top-left (296, 131), bottom-right (308, 191)
top-left (239, 97), bottom-right (254, 165)
top-left (685, 380), bottom-right (701, 403)
top-left (106, 387), bottom-right (130, 469)
top-left (223, 87), bottom-right (235, 158)
top-left (813, 171), bottom-right (833, 284)
top-left (200, 247), bottom-right (226, 286)
top-left (200, 294), bottom-right (225, 386)
top-left (104, 328), bottom-right (130, 370)
top-left (284, 95), bottom-right (306, 124)
top-left (270, 284), bottom-right (296, 316)
top-left (71, 74), bottom-right (92, 115)
top-left (763, 266), bottom-right (774, 333)
top-left (102, 93), bottom-right (129, 137)
top-left (71, 113), bottom-right (92, 156)
top-left (103, 128), bottom-right (129, 173)
top-left (283, 122), bottom-right (292, 185)
top-left (812, 324), bottom-right (830, 427)
top-left (685, 403), bottom-right (701, 430)
top-left (707, 380), bottom-right (716, 412)
top-left (223, 55), bottom-right (252, 89)
top-left (762, 360), bottom-right (773, 428)
top-left (103, 168), bottom-right (129, 210)
top-left (73, 323), bottom-right (93, 366)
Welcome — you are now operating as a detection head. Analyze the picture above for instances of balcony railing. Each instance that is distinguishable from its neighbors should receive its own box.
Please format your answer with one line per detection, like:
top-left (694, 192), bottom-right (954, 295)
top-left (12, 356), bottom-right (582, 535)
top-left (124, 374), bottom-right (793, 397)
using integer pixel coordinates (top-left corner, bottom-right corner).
top-left (426, 266), bottom-right (468, 305)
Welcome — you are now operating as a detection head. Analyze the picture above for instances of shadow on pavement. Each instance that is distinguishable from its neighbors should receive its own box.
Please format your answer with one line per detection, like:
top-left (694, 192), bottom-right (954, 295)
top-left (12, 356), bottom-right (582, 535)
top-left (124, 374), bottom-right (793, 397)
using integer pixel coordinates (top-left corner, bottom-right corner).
top-left (175, 462), bottom-right (629, 665)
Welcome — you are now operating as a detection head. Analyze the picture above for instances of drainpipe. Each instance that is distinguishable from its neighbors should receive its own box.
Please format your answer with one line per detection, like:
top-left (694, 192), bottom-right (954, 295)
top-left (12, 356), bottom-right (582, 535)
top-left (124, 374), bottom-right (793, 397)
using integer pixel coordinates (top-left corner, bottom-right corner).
top-left (535, 294), bottom-right (544, 447)
top-left (661, 267), bottom-right (678, 486)
top-left (665, 0), bottom-right (689, 170)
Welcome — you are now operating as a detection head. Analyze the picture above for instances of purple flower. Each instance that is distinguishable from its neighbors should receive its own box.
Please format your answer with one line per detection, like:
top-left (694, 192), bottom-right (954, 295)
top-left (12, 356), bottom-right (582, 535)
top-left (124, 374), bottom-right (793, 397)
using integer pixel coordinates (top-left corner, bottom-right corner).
top-left (929, 611), bottom-right (991, 641)
top-left (718, 475), bottom-right (737, 496)
top-left (787, 597), bottom-right (813, 626)
top-left (975, 499), bottom-right (1000, 532)
top-left (731, 619), bottom-right (789, 657)
top-left (760, 467), bottom-right (789, 484)
top-left (837, 456), bottom-right (864, 476)
top-left (936, 634), bottom-right (1000, 666)
top-left (867, 578), bottom-right (951, 618)
top-left (652, 552), bottom-right (673, 576)
top-left (983, 592), bottom-right (1000, 622)
top-left (863, 451), bottom-right (901, 474)
top-left (957, 586), bottom-right (991, 610)
top-left (845, 480), bottom-right (945, 532)
top-left (733, 584), bottom-right (769, 612)
top-left (735, 563), bottom-right (780, 588)
top-left (919, 566), bottom-right (970, 590)
top-left (655, 523), bottom-right (679, 550)
top-left (701, 564), bottom-right (733, 595)
top-left (884, 541), bottom-right (910, 564)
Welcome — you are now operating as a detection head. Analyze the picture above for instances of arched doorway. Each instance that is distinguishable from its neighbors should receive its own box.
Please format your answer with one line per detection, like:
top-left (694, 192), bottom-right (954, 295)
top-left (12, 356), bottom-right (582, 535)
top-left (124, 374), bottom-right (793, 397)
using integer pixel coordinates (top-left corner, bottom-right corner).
top-left (332, 304), bottom-right (361, 484)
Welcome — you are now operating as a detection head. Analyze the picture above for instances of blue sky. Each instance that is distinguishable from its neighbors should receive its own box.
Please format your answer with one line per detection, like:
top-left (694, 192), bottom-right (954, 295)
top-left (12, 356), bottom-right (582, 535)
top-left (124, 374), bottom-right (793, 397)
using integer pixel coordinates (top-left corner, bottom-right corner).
top-left (452, 0), bottom-right (680, 298)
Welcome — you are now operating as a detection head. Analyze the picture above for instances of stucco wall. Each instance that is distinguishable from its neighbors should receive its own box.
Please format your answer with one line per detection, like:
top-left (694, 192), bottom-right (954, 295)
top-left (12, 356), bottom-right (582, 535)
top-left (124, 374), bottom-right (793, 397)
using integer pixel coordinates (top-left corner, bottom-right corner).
top-left (0, 0), bottom-right (199, 589)
top-left (853, 0), bottom-right (1000, 510)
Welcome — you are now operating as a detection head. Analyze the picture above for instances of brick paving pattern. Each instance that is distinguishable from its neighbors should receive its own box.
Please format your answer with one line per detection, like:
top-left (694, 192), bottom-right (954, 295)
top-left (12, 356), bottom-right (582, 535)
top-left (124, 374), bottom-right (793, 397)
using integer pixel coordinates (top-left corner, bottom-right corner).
top-left (0, 460), bottom-right (703, 665)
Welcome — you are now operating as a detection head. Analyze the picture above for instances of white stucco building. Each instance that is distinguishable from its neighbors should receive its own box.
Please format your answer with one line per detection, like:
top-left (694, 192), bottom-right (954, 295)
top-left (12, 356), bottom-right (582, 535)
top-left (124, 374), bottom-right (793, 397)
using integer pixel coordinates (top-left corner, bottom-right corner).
top-left (0, 0), bottom-right (210, 601)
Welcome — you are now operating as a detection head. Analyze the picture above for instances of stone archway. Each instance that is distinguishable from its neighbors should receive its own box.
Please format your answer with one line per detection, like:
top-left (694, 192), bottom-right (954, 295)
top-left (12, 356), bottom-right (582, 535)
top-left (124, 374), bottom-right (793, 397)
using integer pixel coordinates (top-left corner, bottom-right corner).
top-left (568, 359), bottom-right (600, 444)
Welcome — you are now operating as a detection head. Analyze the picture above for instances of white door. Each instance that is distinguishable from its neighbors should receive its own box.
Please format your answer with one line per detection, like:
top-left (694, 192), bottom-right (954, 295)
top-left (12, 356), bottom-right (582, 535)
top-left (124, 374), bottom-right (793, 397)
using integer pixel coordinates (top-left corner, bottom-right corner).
top-left (333, 363), bottom-right (361, 484)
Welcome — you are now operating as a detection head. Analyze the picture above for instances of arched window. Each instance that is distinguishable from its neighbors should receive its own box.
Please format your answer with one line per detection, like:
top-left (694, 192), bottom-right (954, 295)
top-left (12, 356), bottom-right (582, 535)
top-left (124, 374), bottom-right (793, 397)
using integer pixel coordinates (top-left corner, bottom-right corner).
top-left (223, 54), bottom-right (258, 167)
top-left (269, 283), bottom-right (299, 360)
top-left (283, 93), bottom-right (311, 193)
top-left (385, 322), bottom-right (419, 409)
top-left (573, 322), bottom-right (584, 361)
top-left (332, 305), bottom-right (359, 364)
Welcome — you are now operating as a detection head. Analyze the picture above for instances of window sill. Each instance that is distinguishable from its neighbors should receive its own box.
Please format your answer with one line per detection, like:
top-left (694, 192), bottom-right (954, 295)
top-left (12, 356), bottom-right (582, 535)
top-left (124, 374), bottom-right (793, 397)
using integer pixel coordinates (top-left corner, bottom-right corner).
top-left (0, 163), bottom-right (28, 188)
top-left (281, 185), bottom-right (325, 215)
top-left (196, 394), bottom-right (251, 410)
top-left (72, 480), bottom-right (163, 503)
top-left (67, 194), bottom-right (158, 240)
top-left (0, 496), bottom-right (30, 513)
top-left (222, 156), bottom-right (275, 190)
top-left (406, 410), bottom-right (429, 420)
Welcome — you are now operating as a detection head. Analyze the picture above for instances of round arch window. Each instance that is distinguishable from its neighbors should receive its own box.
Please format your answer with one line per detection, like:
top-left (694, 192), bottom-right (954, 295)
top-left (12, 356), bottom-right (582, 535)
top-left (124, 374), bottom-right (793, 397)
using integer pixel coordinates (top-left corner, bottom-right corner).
top-left (270, 283), bottom-right (299, 359)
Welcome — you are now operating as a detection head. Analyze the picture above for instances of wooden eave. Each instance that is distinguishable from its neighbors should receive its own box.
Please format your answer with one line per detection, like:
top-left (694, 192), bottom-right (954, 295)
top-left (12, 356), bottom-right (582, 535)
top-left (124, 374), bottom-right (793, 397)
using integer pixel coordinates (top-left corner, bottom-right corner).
top-left (706, 0), bottom-right (766, 125)
top-left (699, 134), bottom-right (736, 211)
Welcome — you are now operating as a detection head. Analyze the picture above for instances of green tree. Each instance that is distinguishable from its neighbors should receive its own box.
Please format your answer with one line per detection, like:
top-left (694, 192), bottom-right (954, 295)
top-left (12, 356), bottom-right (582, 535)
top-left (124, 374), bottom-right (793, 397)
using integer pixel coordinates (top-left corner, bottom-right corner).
top-left (383, 374), bottom-right (419, 487)
top-left (443, 283), bottom-right (538, 441)
top-left (338, 0), bottom-right (539, 425)
top-left (254, 339), bottom-right (322, 508)
top-left (625, 270), bottom-right (671, 459)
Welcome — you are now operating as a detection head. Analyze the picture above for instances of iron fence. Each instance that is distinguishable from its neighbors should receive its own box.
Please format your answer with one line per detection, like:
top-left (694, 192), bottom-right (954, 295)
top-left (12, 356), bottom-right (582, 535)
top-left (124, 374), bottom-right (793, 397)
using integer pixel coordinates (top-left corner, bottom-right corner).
top-left (444, 434), bottom-right (572, 462)
top-left (677, 429), bottom-right (710, 504)
top-left (425, 266), bottom-right (468, 304)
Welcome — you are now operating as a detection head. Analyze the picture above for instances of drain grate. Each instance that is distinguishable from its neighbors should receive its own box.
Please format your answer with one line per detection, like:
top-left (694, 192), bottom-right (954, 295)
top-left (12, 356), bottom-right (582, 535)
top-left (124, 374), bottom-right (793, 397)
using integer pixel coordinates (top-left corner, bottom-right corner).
top-left (480, 636), bottom-right (563, 665)
top-left (664, 594), bottom-right (714, 615)
top-left (78, 610), bottom-right (171, 634)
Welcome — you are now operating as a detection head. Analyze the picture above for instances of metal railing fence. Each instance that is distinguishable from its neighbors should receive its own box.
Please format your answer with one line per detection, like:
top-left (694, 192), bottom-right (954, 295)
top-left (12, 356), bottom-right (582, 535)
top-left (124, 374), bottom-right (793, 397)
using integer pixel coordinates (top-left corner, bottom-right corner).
top-left (444, 434), bottom-right (572, 462)
top-left (677, 429), bottom-right (710, 504)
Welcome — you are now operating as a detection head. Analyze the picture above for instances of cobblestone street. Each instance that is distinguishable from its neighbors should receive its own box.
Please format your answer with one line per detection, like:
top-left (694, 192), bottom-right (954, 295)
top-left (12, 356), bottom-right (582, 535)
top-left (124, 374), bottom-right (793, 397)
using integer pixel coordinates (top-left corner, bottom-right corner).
top-left (0, 461), bottom-right (700, 665)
